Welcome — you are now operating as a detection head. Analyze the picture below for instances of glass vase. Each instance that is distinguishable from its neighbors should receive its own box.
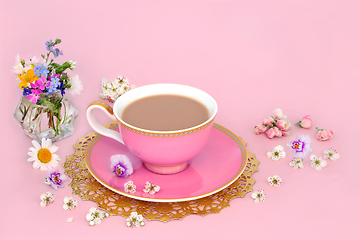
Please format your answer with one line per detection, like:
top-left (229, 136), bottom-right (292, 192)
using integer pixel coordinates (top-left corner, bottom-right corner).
top-left (14, 91), bottom-right (79, 142)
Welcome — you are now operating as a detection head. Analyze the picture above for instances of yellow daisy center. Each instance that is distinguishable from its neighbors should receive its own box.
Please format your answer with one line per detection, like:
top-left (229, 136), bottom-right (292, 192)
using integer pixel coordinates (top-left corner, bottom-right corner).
top-left (38, 148), bottom-right (52, 163)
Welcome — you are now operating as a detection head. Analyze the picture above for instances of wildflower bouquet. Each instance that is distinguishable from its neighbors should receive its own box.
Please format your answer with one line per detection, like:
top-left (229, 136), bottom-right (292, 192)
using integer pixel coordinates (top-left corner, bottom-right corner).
top-left (13, 39), bottom-right (83, 142)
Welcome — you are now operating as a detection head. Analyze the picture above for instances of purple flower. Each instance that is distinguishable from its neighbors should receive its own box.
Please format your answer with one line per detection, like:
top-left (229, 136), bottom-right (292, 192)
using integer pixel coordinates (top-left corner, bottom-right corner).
top-left (58, 82), bottom-right (66, 96)
top-left (44, 168), bottom-right (67, 190)
top-left (23, 88), bottom-right (32, 96)
top-left (287, 135), bottom-right (312, 158)
top-left (45, 40), bottom-right (54, 51)
top-left (31, 89), bottom-right (43, 95)
top-left (52, 48), bottom-right (63, 58)
top-left (110, 155), bottom-right (133, 177)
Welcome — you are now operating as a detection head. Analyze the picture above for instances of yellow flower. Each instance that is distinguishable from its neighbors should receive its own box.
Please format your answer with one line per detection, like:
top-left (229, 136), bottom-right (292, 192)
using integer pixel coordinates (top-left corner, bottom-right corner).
top-left (18, 69), bottom-right (38, 89)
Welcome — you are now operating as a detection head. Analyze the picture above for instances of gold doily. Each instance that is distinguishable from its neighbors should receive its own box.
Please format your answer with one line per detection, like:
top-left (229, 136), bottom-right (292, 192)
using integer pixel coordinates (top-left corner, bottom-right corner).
top-left (63, 121), bottom-right (259, 222)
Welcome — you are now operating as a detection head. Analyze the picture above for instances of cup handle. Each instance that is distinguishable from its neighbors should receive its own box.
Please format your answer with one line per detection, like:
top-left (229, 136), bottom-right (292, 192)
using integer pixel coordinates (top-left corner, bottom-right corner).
top-left (86, 101), bottom-right (124, 144)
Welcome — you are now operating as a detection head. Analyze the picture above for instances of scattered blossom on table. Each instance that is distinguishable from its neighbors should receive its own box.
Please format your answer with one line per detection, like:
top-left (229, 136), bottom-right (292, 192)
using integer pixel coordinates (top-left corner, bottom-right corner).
top-left (296, 115), bottom-right (312, 128)
top-left (100, 76), bottom-right (135, 103)
top-left (40, 192), bottom-right (55, 207)
top-left (267, 145), bottom-right (286, 161)
top-left (316, 127), bottom-right (333, 141)
top-left (251, 189), bottom-right (266, 203)
top-left (267, 175), bottom-right (282, 187)
top-left (110, 154), bottom-right (133, 177)
top-left (126, 212), bottom-right (145, 227)
top-left (287, 135), bottom-right (312, 158)
top-left (254, 108), bottom-right (292, 139)
top-left (143, 181), bottom-right (160, 195)
top-left (28, 138), bottom-right (61, 171)
top-left (289, 157), bottom-right (304, 169)
top-left (124, 181), bottom-right (136, 193)
top-left (63, 196), bottom-right (78, 210)
top-left (310, 154), bottom-right (327, 171)
top-left (44, 168), bottom-right (66, 189)
top-left (86, 207), bottom-right (109, 226)
top-left (323, 148), bottom-right (340, 161)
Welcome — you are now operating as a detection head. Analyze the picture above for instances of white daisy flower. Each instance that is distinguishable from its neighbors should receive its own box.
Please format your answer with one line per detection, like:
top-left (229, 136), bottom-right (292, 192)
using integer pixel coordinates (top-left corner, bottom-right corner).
top-left (68, 74), bottom-right (83, 96)
top-left (310, 154), bottom-right (327, 171)
top-left (28, 138), bottom-right (61, 171)
top-left (124, 181), bottom-right (136, 194)
top-left (126, 212), bottom-right (145, 227)
top-left (289, 157), bottom-right (304, 169)
top-left (267, 175), bottom-right (282, 187)
top-left (143, 181), bottom-right (160, 195)
top-left (267, 145), bottom-right (286, 161)
top-left (251, 189), bottom-right (266, 203)
top-left (40, 192), bottom-right (55, 207)
top-left (63, 196), bottom-right (78, 210)
top-left (323, 148), bottom-right (340, 161)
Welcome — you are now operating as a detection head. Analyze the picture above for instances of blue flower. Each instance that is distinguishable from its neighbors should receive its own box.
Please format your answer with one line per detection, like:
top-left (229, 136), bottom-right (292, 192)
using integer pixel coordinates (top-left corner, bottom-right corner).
top-left (52, 48), bottom-right (63, 58)
top-left (50, 76), bottom-right (61, 88)
top-left (33, 64), bottom-right (49, 77)
top-left (46, 85), bottom-right (57, 95)
top-left (22, 88), bottom-right (32, 96)
top-left (58, 82), bottom-right (66, 96)
top-left (45, 40), bottom-right (54, 51)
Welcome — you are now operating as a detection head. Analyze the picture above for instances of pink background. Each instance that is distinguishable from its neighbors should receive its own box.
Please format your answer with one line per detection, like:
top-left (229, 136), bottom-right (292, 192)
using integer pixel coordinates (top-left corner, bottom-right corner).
top-left (1, 0), bottom-right (359, 239)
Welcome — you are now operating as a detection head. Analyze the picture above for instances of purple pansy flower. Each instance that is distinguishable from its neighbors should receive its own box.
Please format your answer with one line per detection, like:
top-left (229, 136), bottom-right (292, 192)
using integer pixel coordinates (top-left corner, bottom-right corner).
top-left (44, 168), bottom-right (67, 190)
top-left (110, 154), bottom-right (133, 177)
top-left (287, 135), bottom-right (312, 158)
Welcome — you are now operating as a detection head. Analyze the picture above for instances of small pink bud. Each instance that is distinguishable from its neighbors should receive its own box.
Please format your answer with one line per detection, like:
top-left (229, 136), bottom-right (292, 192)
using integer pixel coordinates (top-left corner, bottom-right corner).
top-left (263, 116), bottom-right (275, 126)
top-left (265, 128), bottom-right (276, 139)
top-left (296, 115), bottom-right (312, 128)
top-left (277, 119), bottom-right (291, 131)
top-left (316, 127), bottom-right (333, 141)
top-left (254, 124), bottom-right (267, 135)
top-left (273, 127), bottom-right (283, 137)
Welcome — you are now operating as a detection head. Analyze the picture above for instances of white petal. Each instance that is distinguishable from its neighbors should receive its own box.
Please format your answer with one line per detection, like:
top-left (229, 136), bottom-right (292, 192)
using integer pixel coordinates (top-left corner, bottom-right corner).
top-left (310, 155), bottom-right (317, 160)
top-left (66, 217), bottom-right (73, 223)
top-left (320, 160), bottom-right (327, 167)
top-left (267, 152), bottom-right (273, 158)
top-left (33, 161), bottom-right (41, 169)
top-left (64, 196), bottom-right (70, 203)
top-left (63, 204), bottom-right (69, 210)
top-left (32, 140), bottom-right (41, 149)
top-left (275, 145), bottom-right (284, 151)
top-left (48, 145), bottom-right (59, 153)
top-left (86, 213), bottom-right (93, 221)
top-left (332, 153), bottom-right (340, 160)
top-left (251, 192), bottom-right (258, 199)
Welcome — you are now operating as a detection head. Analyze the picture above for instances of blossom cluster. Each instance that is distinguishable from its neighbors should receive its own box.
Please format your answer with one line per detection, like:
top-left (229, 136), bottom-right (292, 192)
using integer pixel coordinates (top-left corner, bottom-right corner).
top-left (100, 76), bottom-right (135, 103)
top-left (254, 108), bottom-right (291, 139)
top-left (12, 38), bottom-right (83, 104)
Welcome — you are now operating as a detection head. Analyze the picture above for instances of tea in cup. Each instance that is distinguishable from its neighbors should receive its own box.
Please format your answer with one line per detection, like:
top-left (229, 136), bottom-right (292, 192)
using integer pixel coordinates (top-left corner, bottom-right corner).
top-left (86, 84), bottom-right (217, 174)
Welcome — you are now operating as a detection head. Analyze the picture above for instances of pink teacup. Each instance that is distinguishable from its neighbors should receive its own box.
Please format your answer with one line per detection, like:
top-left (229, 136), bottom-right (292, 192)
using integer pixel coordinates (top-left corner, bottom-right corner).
top-left (86, 83), bottom-right (217, 174)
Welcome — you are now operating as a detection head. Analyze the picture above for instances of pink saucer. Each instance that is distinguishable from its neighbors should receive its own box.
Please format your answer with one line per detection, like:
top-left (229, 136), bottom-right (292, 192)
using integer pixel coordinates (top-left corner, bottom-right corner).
top-left (85, 123), bottom-right (247, 202)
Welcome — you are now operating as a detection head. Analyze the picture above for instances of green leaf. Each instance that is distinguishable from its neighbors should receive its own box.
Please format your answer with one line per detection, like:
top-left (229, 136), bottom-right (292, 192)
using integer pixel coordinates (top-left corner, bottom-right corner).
top-left (55, 38), bottom-right (61, 45)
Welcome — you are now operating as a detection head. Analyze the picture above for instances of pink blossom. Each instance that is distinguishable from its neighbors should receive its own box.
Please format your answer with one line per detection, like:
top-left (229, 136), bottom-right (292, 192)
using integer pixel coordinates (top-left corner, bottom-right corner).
top-left (273, 108), bottom-right (286, 120)
top-left (277, 119), bottom-right (291, 131)
top-left (273, 127), bottom-right (282, 137)
top-left (254, 124), bottom-right (267, 135)
top-left (27, 94), bottom-right (40, 104)
top-left (281, 129), bottom-right (291, 136)
top-left (316, 128), bottom-right (333, 141)
top-left (263, 116), bottom-right (275, 126)
top-left (265, 128), bottom-right (276, 139)
top-left (296, 115), bottom-right (312, 128)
